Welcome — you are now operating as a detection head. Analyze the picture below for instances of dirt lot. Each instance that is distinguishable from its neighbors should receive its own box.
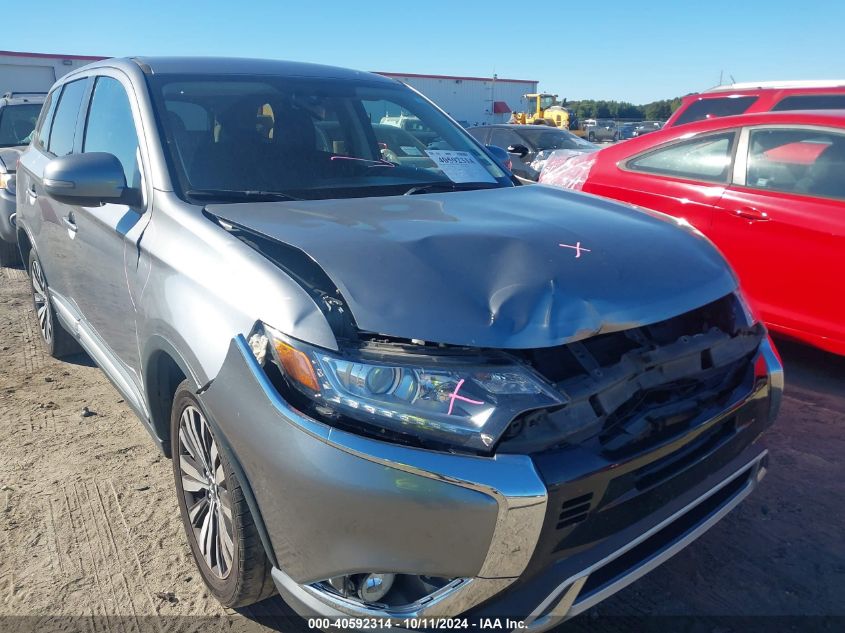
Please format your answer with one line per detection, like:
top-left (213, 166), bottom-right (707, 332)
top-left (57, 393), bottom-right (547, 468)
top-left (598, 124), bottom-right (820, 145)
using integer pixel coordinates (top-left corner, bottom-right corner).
top-left (1, 263), bottom-right (843, 633)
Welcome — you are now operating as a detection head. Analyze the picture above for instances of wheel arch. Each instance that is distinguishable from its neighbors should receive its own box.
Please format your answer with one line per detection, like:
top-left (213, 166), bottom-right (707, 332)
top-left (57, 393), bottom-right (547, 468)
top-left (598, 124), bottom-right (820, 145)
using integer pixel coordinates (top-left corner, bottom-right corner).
top-left (143, 336), bottom-right (199, 458)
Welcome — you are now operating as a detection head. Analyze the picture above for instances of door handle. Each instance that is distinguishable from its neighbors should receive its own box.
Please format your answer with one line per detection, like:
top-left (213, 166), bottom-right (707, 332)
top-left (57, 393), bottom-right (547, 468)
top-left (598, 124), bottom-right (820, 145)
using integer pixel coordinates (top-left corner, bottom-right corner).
top-left (731, 207), bottom-right (770, 222)
top-left (27, 185), bottom-right (37, 201)
top-left (62, 212), bottom-right (78, 232)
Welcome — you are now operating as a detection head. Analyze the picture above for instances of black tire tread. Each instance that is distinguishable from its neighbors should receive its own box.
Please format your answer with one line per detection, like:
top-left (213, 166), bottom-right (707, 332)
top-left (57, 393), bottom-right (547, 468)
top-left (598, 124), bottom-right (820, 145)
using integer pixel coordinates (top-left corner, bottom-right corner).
top-left (226, 465), bottom-right (276, 607)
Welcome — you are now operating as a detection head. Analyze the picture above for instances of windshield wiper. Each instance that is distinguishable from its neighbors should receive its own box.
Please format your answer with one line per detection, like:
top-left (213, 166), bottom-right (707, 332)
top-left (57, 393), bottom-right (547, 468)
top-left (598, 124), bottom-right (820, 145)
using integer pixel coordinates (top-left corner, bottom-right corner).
top-left (403, 182), bottom-right (501, 196)
top-left (186, 189), bottom-right (302, 202)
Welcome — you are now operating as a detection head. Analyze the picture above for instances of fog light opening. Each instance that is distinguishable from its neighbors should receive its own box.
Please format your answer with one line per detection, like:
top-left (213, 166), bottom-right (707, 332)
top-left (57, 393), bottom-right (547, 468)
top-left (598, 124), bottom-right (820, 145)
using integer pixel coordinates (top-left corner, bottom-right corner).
top-left (318, 573), bottom-right (456, 607)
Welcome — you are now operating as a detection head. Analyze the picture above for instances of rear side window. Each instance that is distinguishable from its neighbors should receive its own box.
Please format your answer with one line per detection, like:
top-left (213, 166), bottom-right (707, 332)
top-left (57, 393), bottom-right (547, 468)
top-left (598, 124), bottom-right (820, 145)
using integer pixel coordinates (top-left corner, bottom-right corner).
top-left (466, 127), bottom-right (489, 144)
top-left (745, 128), bottom-right (845, 201)
top-left (47, 79), bottom-right (88, 156)
top-left (627, 132), bottom-right (736, 182)
top-left (490, 128), bottom-right (524, 151)
top-left (674, 96), bottom-right (757, 126)
top-left (33, 91), bottom-right (58, 151)
top-left (772, 94), bottom-right (845, 111)
top-left (83, 77), bottom-right (141, 188)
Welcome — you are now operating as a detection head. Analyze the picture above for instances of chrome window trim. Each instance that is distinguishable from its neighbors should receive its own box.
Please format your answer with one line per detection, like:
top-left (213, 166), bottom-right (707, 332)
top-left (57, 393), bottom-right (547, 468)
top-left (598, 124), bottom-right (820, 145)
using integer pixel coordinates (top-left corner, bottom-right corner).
top-left (732, 126), bottom-right (750, 186)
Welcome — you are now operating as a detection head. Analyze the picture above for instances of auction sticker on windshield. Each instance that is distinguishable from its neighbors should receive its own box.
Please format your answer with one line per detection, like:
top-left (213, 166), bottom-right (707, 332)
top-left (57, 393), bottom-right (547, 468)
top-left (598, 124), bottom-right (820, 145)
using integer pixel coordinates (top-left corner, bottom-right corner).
top-left (425, 150), bottom-right (497, 183)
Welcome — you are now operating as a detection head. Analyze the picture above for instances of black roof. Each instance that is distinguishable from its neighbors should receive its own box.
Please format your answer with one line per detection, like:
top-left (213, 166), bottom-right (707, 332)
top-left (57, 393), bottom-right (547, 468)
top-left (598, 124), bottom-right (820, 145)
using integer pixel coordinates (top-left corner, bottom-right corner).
top-left (130, 56), bottom-right (394, 84)
top-left (466, 124), bottom-right (571, 132)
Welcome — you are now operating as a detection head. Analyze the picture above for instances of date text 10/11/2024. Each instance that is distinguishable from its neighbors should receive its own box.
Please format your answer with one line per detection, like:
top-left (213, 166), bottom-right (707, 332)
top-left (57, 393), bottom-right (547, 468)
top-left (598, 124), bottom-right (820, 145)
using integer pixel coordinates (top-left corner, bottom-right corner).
top-left (307, 618), bottom-right (528, 629)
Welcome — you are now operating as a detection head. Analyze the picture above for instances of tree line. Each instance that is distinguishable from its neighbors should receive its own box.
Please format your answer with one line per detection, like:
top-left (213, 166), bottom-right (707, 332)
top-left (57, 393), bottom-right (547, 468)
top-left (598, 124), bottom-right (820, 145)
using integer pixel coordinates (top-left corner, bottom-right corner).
top-left (561, 97), bottom-right (684, 122)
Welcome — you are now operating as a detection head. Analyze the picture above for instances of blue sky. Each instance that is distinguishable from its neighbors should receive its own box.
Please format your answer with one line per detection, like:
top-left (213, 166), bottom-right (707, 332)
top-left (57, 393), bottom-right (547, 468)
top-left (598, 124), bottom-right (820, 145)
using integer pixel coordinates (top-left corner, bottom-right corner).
top-left (4, 0), bottom-right (843, 103)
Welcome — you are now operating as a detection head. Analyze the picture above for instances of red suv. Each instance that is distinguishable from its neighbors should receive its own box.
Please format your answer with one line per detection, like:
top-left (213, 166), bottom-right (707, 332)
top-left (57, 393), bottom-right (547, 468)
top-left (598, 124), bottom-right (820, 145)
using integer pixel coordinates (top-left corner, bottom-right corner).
top-left (539, 110), bottom-right (845, 355)
top-left (664, 80), bottom-right (845, 129)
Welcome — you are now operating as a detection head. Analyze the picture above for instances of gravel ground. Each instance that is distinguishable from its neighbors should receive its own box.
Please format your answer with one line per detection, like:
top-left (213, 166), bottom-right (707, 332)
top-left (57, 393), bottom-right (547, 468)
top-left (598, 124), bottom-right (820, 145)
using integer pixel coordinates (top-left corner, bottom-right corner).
top-left (0, 263), bottom-right (843, 633)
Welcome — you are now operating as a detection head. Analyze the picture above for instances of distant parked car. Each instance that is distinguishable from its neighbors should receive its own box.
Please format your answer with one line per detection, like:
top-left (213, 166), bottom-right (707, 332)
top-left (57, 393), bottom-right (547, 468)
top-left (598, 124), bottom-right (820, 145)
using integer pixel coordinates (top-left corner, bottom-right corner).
top-left (379, 114), bottom-right (439, 146)
top-left (619, 122), bottom-right (639, 140)
top-left (664, 80), bottom-right (845, 129)
top-left (632, 121), bottom-right (662, 137)
top-left (467, 123), bottom-right (597, 180)
top-left (0, 91), bottom-right (46, 266)
top-left (540, 109), bottom-right (845, 355)
top-left (584, 119), bottom-right (618, 142)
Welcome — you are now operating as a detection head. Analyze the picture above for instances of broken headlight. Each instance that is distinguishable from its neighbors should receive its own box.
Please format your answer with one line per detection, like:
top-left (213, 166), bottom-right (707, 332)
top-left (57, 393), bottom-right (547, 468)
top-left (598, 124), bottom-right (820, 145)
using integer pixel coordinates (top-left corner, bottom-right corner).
top-left (252, 323), bottom-right (565, 452)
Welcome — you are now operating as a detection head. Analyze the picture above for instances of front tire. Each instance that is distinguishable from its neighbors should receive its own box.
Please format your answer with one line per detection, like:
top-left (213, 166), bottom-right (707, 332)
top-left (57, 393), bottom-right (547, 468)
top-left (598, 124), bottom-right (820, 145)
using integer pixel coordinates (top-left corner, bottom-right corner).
top-left (28, 249), bottom-right (78, 358)
top-left (171, 381), bottom-right (275, 607)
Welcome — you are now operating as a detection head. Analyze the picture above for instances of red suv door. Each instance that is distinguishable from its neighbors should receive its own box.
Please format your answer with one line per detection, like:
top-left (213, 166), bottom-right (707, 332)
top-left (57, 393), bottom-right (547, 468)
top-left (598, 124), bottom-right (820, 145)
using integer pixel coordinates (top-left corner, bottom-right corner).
top-left (710, 125), bottom-right (845, 354)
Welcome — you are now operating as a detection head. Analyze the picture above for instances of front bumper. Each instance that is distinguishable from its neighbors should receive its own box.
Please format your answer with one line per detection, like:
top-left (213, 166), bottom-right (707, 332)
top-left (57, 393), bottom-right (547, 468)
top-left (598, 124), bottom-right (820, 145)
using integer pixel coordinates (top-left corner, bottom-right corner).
top-left (199, 334), bottom-right (782, 625)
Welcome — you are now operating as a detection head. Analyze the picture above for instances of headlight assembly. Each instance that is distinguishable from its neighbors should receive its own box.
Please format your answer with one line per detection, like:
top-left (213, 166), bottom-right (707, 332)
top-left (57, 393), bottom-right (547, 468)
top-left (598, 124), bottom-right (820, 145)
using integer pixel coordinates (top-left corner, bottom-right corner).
top-left (251, 323), bottom-right (566, 452)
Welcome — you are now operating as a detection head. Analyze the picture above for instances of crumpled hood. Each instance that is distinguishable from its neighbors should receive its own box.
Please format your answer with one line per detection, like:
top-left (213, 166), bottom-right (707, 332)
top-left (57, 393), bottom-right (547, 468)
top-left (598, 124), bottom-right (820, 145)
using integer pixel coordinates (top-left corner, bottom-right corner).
top-left (208, 185), bottom-right (737, 349)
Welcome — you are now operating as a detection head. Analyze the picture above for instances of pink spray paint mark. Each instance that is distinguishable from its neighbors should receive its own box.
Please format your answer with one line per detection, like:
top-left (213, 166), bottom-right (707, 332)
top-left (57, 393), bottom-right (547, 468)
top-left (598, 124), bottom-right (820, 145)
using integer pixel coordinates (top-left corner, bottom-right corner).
top-left (447, 378), bottom-right (485, 416)
top-left (559, 241), bottom-right (591, 258)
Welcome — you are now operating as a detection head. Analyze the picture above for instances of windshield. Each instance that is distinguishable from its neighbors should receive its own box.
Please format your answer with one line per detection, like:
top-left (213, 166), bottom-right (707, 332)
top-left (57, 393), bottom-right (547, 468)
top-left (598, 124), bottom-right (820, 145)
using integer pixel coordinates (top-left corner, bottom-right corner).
top-left (0, 103), bottom-right (42, 148)
top-left (538, 95), bottom-right (556, 110)
top-left (523, 128), bottom-right (595, 151)
top-left (151, 75), bottom-right (510, 201)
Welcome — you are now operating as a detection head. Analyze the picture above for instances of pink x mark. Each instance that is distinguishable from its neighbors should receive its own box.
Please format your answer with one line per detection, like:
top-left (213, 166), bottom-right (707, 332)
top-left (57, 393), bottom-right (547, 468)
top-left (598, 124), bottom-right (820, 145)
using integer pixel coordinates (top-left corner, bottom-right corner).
top-left (447, 378), bottom-right (485, 416)
top-left (559, 241), bottom-right (591, 258)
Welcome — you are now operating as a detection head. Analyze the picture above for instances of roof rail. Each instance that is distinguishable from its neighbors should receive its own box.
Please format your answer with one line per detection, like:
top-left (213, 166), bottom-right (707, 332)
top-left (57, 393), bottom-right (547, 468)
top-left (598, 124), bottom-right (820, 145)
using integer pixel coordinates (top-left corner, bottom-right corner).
top-left (703, 80), bottom-right (845, 93)
top-left (2, 91), bottom-right (48, 99)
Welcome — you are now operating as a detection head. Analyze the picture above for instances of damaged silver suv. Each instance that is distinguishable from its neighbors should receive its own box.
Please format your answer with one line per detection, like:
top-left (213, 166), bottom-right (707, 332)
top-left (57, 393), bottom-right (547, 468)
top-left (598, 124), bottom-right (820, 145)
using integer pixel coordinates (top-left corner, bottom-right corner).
top-left (16, 57), bottom-right (782, 630)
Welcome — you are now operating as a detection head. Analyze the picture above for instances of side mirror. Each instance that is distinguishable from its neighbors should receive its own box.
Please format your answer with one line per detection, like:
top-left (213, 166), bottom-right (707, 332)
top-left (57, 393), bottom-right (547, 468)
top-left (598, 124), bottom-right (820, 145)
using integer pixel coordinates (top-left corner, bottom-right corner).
top-left (486, 144), bottom-right (512, 170)
top-left (506, 144), bottom-right (530, 158)
top-left (43, 152), bottom-right (129, 206)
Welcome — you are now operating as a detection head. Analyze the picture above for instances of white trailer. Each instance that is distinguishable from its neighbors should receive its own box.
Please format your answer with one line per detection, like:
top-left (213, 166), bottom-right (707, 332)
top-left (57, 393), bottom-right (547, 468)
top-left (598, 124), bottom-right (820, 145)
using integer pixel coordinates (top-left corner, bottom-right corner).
top-left (0, 50), bottom-right (104, 96)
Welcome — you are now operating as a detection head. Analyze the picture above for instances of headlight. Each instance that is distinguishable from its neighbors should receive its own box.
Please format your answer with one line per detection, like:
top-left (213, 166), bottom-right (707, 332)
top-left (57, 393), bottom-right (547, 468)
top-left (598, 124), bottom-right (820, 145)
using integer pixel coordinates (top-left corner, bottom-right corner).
top-left (253, 324), bottom-right (566, 452)
top-left (0, 172), bottom-right (15, 194)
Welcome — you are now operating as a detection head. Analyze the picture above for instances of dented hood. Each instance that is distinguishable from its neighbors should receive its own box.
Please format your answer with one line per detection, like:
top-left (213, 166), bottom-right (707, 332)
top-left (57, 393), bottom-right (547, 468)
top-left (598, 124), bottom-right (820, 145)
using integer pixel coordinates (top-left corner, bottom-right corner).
top-left (207, 185), bottom-right (737, 349)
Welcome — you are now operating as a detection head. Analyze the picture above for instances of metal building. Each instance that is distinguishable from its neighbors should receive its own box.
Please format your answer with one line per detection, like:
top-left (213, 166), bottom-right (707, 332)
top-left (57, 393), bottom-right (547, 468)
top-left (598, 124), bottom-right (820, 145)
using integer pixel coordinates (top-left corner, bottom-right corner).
top-left (1, 52), bottom-right (539, 128)
top-left (0, 50), bottom-right (105, 96)
top-left (376, 72), bottom-right (539, 127)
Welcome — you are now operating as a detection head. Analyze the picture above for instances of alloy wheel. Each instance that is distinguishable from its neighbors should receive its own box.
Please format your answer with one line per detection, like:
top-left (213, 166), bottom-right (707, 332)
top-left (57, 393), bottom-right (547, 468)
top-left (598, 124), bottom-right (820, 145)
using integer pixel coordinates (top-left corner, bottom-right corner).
top-left (177, 405), bottom-right (234, 579)
top-left (31, 258), bottom-right (53, 346)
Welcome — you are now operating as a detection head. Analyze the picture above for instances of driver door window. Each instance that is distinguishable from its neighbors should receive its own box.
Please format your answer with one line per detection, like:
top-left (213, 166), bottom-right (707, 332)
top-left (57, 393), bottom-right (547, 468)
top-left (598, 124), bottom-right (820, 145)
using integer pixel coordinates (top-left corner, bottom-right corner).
top-left (745, 128), bottom-right (845, 201)
top-left (83, 77), bottom-right (141, 188)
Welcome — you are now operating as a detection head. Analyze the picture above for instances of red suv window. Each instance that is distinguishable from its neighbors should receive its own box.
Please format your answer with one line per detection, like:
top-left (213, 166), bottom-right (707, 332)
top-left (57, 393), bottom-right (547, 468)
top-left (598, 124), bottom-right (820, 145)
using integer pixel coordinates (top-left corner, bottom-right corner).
top-left (771, 94), bottom-right (845, 111)
top-left (674, 96), bottom-right (758, 126)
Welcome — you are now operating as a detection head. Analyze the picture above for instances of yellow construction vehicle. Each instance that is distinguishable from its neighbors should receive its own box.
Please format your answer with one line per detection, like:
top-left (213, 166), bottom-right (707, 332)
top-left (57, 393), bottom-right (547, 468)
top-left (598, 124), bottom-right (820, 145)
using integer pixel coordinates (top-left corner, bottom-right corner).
top-left (513, 93), bottom-right (571, 129)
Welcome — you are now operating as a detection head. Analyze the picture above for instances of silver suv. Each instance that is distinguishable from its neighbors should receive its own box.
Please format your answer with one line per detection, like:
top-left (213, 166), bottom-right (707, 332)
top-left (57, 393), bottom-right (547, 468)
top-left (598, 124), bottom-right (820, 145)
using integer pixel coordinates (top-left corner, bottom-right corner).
top-left (584, 119), bottom-right (618, 143)
top-left (0, 91), bottom-right (45, 265)
top-left (16, 57), bottom-right (782, 629)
